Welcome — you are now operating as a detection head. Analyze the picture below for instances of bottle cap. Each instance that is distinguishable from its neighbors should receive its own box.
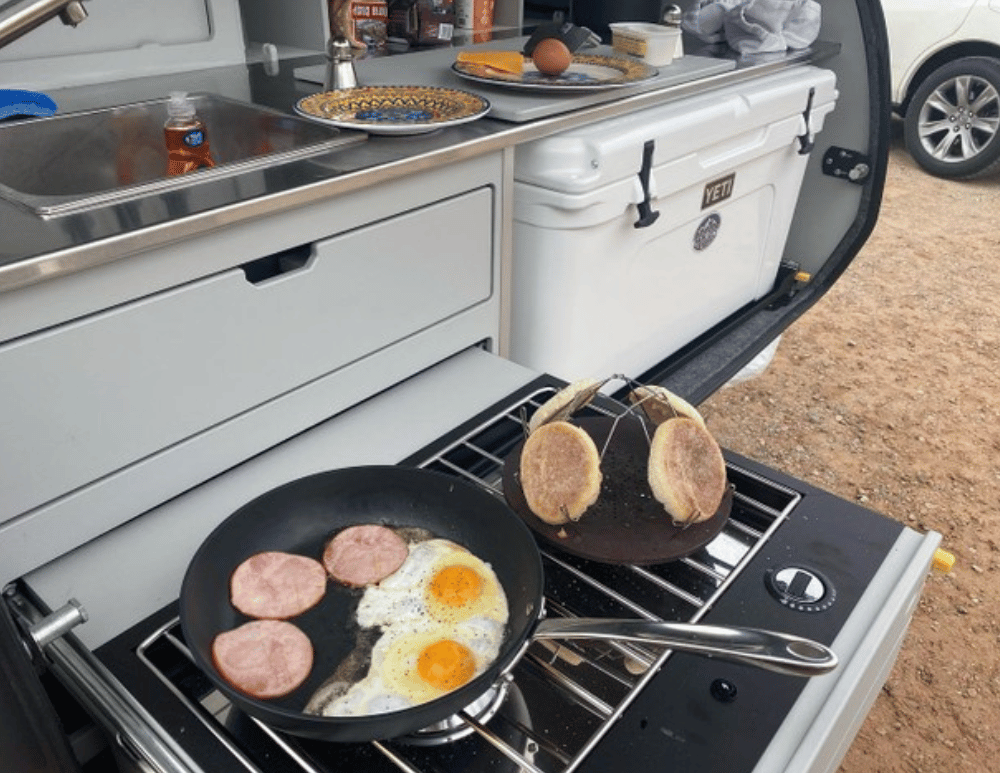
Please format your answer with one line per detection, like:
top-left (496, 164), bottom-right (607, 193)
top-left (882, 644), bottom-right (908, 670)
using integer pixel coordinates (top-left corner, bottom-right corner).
top-left (167, 91), bottom-right (195, 119)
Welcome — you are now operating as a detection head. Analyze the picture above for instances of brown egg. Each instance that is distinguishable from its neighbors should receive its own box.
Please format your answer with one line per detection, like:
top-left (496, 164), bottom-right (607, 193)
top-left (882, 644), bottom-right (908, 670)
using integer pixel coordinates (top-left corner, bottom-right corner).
top-left (532, 37), bottom-right (572, 76)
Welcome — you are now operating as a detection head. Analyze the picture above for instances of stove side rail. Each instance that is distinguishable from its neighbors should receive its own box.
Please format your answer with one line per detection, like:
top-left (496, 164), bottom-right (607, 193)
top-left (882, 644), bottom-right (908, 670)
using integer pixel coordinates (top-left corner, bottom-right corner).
top-left (5, 587), bottom-right (209, 773)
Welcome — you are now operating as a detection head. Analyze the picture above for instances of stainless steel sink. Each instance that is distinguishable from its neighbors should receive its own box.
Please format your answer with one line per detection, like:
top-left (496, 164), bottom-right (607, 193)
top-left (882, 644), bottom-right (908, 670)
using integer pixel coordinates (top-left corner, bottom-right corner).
top-left (0, 92), bottom-right (365, 217)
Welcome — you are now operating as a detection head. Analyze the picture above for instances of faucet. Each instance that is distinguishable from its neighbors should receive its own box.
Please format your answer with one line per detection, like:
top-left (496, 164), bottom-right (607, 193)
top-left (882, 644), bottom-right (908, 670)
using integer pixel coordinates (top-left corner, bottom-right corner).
top-left (0, 0), bottom-right (88, 50)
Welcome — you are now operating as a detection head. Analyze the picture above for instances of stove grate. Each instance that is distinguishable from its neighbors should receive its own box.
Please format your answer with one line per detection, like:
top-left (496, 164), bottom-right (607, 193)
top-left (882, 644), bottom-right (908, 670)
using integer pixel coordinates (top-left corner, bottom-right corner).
top-left (136, 386), bottom-right (801, 773)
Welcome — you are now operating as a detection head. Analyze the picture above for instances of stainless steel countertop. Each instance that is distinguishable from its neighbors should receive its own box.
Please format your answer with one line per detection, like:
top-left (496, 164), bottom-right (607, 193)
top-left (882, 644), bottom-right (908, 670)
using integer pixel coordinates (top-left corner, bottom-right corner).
top-left (0, 42), bottom-right (835, 294)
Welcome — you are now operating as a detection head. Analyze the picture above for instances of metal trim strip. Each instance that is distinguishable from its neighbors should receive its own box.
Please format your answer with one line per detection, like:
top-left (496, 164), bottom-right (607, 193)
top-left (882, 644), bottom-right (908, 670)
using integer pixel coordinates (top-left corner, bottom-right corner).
top-left (8, 591), bottom-right (208, 773)
top-left (751, 528), bottom-right (942, 773)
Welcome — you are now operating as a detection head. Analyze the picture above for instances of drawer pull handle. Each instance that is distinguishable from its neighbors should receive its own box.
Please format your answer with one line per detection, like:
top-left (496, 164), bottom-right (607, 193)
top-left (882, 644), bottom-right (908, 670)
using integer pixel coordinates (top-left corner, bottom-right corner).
top-left (241, 243), bottom-right (313, 284)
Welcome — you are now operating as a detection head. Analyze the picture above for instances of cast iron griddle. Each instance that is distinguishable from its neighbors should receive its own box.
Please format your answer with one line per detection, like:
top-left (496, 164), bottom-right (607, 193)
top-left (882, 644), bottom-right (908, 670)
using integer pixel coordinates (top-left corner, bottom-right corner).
top-left (502, 415), bottom-right (733, 565)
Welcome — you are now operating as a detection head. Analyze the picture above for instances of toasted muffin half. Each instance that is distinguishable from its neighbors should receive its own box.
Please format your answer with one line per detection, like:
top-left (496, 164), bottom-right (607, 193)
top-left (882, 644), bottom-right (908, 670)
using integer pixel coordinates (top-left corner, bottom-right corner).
top-left (527, 378), bottom-right (606, 434)
top-left (628, 384), bottom-right (706, 429)
top-left (520, 421), bottom-right (602, 525)
top-left (648, 417), bottom-right (726, 526)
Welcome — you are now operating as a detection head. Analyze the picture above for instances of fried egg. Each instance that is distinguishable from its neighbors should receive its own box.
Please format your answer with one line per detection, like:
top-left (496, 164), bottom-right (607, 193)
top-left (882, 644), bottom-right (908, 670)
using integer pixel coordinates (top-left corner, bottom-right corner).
top-left (318, 538), bottom-right (509, 717)
top-left (356, 538), bottom-right (508, 628)
top-left (320, 619), bottom-right (506, 716)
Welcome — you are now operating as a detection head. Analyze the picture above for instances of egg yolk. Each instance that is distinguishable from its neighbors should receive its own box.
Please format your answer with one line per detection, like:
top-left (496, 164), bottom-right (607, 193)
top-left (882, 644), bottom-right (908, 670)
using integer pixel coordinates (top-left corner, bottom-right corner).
top-left (429, 565), bottom-right (483, 608)
top-left (417, 639), bottom-right (476, 691)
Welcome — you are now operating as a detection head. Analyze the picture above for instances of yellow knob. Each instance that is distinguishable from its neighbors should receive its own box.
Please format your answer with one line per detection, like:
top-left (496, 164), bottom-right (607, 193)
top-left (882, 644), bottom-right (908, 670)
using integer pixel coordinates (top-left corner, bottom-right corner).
top-left (932, 548), bottom-right (955, 573)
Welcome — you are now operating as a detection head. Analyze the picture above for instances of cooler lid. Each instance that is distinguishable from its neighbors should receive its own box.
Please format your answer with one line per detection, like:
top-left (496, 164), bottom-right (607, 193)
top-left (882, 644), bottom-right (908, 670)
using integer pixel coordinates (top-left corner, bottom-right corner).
top-left (513, 66), bottom-right (838, 195)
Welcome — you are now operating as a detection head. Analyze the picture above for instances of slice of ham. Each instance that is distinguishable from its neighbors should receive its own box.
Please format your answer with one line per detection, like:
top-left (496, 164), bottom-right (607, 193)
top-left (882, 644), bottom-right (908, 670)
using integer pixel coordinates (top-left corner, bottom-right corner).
top-left (212, 620), bottom-right (313, 699)
top-left (323, 524), bottom-right (409, 586)
top-left (230, 551), bottom-right (327, 619)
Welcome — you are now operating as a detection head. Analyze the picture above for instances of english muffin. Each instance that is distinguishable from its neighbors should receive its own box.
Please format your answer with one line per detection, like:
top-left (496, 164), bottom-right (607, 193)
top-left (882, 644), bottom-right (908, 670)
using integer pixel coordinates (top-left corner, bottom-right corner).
top-left (520, 421), bottom-right (602, 525)
top-left (628, 385), bottom-right (706, 429)
top-left (647, 417), bottom-right (726, 526)
top-left (527, 378), bottom-right (607, 434)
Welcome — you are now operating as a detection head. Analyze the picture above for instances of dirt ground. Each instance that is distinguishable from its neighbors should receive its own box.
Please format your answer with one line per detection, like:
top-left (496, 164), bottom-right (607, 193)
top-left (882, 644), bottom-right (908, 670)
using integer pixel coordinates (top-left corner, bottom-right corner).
top-left (700, 123), bottom-right (1000, 771)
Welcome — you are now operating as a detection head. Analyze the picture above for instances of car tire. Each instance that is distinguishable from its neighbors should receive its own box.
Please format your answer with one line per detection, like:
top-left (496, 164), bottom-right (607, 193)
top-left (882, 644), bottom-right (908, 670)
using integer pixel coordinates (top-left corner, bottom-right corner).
top-left (903, 56), bottom-right (1000, 179)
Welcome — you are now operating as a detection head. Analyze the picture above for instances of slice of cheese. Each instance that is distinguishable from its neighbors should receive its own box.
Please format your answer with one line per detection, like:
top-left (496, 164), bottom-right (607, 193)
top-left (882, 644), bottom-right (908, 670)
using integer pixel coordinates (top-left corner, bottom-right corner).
top-left (456, 50), bottom-right (524, 74)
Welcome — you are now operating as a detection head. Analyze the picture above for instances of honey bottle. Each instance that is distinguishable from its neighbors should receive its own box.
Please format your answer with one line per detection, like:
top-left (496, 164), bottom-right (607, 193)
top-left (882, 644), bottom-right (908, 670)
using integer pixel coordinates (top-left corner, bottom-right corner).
top-left (164, 91), bottom-right (215, 176)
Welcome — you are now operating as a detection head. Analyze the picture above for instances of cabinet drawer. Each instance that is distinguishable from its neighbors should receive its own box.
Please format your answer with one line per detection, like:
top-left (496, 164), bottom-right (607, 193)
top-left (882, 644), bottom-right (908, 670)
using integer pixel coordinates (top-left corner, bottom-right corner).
top-left (1, 187), bottom-right (493, 521)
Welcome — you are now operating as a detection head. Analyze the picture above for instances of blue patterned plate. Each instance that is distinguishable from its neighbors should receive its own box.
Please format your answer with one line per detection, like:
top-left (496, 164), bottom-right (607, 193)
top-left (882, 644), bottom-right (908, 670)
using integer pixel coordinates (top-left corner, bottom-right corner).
top-left (295, 85), bottom-right (490, 135)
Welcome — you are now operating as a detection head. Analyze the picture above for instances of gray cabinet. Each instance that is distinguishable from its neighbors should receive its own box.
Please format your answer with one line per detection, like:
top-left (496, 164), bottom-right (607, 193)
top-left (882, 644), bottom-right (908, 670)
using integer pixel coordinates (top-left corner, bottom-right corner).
top-left (0, 154), bottom-right (504, 582)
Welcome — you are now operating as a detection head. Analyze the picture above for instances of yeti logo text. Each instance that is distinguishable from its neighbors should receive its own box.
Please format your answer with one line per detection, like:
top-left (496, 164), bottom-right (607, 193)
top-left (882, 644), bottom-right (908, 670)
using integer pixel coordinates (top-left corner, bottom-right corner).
top-left (702, 173), bottom-right (735, 209)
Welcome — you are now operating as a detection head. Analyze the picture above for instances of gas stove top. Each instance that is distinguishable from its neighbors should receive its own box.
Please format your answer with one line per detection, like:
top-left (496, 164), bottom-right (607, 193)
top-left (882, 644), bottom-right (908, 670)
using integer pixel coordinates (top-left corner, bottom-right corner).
top-left (69, 379), bottom-right (929, 773)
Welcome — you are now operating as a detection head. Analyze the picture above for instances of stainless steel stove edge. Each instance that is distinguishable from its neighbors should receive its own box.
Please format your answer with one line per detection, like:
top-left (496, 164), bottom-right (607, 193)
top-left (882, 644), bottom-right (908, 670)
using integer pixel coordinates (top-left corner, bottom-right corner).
top-left (752, 527), bottom-right (941, 773)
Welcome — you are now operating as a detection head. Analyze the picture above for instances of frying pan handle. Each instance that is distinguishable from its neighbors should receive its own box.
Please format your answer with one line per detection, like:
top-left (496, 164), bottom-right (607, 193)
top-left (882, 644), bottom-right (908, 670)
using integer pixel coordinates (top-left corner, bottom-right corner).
top-left (532, 618), bottom-right (838, 678)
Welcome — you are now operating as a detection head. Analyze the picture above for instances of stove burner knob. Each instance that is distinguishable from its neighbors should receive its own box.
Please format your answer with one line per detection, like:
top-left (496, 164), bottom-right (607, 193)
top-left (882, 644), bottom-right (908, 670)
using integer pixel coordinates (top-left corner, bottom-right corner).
top-left (710, 678), bottom-right (738, 703)
top-left (764, 566), bottom-right (836, 612)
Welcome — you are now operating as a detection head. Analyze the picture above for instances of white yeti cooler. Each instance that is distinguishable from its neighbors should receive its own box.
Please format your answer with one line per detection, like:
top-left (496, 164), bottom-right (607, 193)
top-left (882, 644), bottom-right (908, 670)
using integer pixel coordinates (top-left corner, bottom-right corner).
top-left (508, 65), bottom-right (838, 383)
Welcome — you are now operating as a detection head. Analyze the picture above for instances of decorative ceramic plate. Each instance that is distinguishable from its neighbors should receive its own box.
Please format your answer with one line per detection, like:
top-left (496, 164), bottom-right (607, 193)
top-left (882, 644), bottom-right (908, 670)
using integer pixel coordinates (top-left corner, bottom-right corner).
top-left (295, 86), bottom-right (490, 135)
top-left (452, 53), bottom-right (658, 91)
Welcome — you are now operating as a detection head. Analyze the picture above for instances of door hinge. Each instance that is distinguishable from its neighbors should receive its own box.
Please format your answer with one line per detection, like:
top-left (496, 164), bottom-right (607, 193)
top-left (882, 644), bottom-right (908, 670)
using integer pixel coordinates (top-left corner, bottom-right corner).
top-left (767, 260), bottom-right (812, 308)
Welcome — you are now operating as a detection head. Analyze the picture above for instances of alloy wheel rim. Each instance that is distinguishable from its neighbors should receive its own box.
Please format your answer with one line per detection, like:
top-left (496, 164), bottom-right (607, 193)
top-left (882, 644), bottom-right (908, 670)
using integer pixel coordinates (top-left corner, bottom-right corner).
top-left (918, 74), bottom-right (1000, 164)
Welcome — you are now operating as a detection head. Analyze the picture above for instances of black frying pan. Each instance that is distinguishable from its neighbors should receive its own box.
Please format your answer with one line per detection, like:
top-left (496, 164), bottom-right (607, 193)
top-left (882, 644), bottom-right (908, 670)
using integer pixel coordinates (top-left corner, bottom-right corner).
top-left (179, 466), bottom-right (544, 742)
top-left (180, 465), bottom-right (837, 744)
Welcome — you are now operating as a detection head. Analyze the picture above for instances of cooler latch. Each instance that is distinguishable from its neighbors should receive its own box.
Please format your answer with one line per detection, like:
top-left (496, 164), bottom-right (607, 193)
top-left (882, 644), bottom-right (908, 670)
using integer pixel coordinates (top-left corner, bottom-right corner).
top-left (797, 87), bottom-right (816, 154)
top-left (634, 139), bottom-right (660, 228)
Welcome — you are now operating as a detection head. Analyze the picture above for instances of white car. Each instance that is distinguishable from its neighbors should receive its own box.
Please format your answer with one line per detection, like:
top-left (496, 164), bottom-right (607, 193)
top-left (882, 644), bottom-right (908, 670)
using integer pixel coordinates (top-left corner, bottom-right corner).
top-left (884, 0), bottom-right (1000, 178)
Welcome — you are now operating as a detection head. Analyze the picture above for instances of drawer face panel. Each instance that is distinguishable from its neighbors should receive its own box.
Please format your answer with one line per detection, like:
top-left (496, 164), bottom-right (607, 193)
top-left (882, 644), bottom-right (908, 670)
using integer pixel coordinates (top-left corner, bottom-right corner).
top-left (1, 187), bottom-right (494, 522)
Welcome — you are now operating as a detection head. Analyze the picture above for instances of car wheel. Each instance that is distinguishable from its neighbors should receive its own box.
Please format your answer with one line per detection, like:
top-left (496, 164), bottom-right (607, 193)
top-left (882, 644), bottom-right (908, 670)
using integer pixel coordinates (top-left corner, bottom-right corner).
top-left (903, 57), bottom-right (1000, 179)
